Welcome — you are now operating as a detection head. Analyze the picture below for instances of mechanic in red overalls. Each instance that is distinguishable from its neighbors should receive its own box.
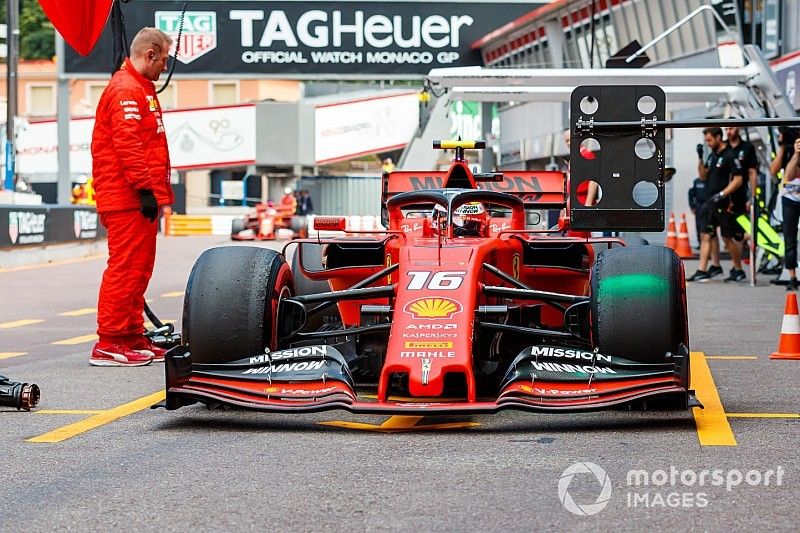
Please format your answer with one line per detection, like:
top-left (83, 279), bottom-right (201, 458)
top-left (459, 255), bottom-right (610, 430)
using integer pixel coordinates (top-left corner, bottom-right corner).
top-left (89, 28), bottom-right (174, 366)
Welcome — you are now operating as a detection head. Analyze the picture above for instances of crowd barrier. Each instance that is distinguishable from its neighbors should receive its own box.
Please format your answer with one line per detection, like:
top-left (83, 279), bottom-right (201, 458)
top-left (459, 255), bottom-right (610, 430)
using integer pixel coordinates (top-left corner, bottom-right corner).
top-left (0, 204), bottom-right (106, 248)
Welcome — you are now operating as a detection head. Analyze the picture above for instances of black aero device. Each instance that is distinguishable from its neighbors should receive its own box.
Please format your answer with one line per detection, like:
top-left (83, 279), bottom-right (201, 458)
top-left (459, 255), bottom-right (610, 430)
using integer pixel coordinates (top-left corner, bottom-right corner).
top-left (0, 375), bottom-right (40, 411)
top-left (569, 85), bottom-right (666, 231)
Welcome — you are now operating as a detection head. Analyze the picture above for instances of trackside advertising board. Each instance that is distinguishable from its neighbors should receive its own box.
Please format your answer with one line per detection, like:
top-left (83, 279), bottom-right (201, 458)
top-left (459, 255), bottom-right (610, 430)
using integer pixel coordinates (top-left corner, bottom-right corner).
top-left (16, 104), bottom-right (256, 174)
top-left (64, 1), bottom-right (541, 77)
top-left (0, 206), bottom-right (106, 248)
top-left (314, 92), bottom-right (419, 164)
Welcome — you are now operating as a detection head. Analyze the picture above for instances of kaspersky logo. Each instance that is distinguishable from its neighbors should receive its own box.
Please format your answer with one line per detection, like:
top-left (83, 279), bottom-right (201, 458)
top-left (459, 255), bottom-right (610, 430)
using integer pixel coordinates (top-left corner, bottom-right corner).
top-left (155, 11), bottom-right (217, 64)
top-left (404, 298), bottom-right (462, 319)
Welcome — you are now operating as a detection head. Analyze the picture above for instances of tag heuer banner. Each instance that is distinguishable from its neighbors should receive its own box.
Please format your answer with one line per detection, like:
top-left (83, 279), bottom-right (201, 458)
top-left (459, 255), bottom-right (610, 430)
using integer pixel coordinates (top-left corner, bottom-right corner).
top-left (65, 1), bottom-right (540, 77)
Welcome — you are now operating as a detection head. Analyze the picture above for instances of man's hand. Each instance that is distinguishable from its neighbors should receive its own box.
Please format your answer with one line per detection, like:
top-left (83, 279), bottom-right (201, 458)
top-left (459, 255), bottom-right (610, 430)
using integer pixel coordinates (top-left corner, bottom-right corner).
top-left (710, 191), bottom-right (726, 204)
top-left (139, 189), bottom-right (158, 222)
top-left (696, 143), bottom-right (704, 160)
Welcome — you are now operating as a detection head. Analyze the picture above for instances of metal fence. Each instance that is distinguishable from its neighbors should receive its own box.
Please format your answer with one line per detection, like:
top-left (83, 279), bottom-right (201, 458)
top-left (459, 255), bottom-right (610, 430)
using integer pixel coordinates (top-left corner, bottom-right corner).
top-left (297, 175), bottom-right (382, 217)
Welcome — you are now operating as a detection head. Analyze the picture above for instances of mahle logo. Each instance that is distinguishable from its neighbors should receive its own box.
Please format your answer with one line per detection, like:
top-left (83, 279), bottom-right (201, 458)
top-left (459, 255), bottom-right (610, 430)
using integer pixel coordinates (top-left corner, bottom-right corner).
top-left (155, 11), bottom-right (217, 64)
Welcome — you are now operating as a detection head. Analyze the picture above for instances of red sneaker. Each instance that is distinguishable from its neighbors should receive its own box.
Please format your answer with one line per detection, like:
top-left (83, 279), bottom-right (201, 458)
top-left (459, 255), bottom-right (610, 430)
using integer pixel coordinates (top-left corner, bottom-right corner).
top-left (130, 337), bottom-right (168, 363)
top-left (90, 343), bottom-right (154, 367)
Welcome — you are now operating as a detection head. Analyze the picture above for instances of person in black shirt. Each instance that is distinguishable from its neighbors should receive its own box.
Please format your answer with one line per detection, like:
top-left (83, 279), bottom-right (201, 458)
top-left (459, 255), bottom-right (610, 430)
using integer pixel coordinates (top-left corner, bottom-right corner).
top-left (770, 127), bottom-right (798, 179)
top-left (688, 127), bottom-right (747, 282)
top-left (727, 127), bottom-right (759, 201)
top-left (688, 175), bottom-right (707, 247)
top-left (297, 189), bottom-right (314, 216)
top-left (726, 127), bottom-right (760, 275)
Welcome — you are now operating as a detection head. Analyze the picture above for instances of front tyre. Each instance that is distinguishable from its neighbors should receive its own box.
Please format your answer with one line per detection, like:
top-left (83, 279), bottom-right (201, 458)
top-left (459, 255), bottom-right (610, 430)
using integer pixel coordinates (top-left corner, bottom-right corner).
top-left (183, 246), bottom-right (294, 364)
top-left (590, 245), bottom-right (688, 366)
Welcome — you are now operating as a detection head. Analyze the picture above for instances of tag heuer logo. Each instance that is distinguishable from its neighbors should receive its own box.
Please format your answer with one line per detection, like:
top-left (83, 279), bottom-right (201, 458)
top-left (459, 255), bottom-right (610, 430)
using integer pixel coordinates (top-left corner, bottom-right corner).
top-left (155, 11), bottom-right (217, 64)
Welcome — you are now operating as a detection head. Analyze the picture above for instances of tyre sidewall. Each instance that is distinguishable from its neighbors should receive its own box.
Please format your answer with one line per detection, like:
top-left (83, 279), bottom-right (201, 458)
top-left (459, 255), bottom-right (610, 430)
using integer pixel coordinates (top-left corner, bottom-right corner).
top-left (590, 245), bottom-right (688, 364)
top-left (183, 246), bottom-right (293, 364)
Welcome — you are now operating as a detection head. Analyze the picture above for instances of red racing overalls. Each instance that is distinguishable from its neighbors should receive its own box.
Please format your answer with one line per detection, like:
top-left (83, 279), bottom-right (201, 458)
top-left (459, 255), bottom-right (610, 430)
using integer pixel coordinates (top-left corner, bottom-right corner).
top-left (91, 58), bottom-right (172, 344)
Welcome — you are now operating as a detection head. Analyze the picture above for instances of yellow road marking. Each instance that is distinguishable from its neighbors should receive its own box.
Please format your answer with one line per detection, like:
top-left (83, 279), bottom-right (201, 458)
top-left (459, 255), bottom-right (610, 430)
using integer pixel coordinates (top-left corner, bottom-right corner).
top-left (58, 308), bottom-right (97, 317)
top-left (727, 413), bottom-right (800, 419)
top-left (380, 415), bottom-right (423, 429)
top-left (0, 319), bottom-right (43, 329)
top-left (0, 352), bottom-right (27, 360)
top-left (160, 291), bottom-right (184, 298)
top-left (320, 415), bottom-right (479, 432)
top-left (0, 253), bottom-right (106, 273)
top-left (35, 410), bottom-right (104, 415)
top-left (28, 390), bottom-right (165, 443)
top-left (705, 356), bottom-right (758, 360)
top-left (690, 351), bottom-right (737, 446)
top-left (51, 334), bottom-right (98, 346)
top-left (361, 394), bottom-right (451, 402)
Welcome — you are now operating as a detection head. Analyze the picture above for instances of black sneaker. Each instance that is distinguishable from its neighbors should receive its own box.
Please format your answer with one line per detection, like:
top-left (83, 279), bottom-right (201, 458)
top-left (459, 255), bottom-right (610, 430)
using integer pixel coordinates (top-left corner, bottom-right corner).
top-left (687, 269), bottom-right (711, 282)
top-left (787, 278), bottom-right (798, 291)
top-left (707, 265), bottom-right (723, 278)
top-left (724, 268), bottom-right (746, 283)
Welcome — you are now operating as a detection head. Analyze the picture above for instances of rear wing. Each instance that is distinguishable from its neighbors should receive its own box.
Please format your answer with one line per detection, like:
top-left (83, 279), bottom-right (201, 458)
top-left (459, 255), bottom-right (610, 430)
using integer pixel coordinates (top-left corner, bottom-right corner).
top-left (382, 170), bottom-right (567, 209)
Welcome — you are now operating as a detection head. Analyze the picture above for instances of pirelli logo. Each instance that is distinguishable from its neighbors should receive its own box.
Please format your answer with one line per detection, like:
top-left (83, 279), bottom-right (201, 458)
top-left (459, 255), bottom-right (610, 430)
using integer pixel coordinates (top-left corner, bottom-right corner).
top-left (404, 341), bottom-right (454, 349)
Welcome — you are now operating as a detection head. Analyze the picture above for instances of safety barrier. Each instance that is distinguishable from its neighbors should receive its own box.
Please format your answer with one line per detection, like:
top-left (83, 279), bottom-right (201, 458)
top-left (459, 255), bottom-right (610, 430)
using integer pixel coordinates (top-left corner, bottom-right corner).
top-left (0, 204), bottom-right (106, 248)
top-left (162, 208), bottom-right (214, 236)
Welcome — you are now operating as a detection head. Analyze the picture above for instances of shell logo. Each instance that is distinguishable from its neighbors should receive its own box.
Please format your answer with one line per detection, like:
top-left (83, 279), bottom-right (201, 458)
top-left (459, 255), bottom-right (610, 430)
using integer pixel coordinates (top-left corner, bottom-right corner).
top-left (404, 297), bottom-right (462, 319)
top-left (519, 384), bottom-right (534, 394)
top-left (264, 386), bottom-right (280, 394)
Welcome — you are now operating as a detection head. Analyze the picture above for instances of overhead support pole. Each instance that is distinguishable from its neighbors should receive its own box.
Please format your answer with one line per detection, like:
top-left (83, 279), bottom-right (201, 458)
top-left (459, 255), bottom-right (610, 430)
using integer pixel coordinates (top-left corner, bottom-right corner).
top-left (4, 0), bottom-right (18, 191)
top-left (446, 86), bottom-right (748, 104)
top-left (575, 116), bottom-right (800, 134)
top-left (56, 33), bottom-right (71, 204)
top-left (427, 66), bottom-right (754, 89)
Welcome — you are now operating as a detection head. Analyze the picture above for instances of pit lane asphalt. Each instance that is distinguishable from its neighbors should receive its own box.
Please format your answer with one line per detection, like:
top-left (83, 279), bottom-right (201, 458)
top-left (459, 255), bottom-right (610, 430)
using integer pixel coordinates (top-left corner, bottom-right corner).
top-left (1, 236), bottom-right (798, 531)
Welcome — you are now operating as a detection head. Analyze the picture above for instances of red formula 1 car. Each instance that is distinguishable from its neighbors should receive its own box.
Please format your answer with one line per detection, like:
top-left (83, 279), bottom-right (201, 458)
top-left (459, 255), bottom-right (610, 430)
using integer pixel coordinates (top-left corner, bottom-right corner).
top-left (231, 203), bottom-right (307, 241)
top-left (161, 86), bottom-right (696, 415)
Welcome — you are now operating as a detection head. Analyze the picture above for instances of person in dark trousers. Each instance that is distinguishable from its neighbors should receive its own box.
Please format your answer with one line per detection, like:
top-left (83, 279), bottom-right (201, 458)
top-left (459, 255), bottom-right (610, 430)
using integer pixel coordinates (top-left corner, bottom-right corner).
top-left (781, 138), bottom-right (800, 290)
top-left (688, 171), bottom-right (707, 248)
top-left (727, 127), bottom-right (759, 204)
top-left (690, 142), bottom-right (722, 276)
top-left (726, 126), bottom-right (760, 268)
top-left (89, 28), bottom-right (174, 367)
top-left (297, 190), bottom-right (314, 216)
top-left (688, 127), bottom-right (747, 283)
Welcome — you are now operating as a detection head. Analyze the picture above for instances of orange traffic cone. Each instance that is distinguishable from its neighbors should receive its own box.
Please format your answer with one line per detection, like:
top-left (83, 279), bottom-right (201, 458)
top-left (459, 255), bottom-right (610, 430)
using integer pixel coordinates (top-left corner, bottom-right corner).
top-left (771, 293), bottom-right (800, 360)
top-left (665, 213), bottom-right (677, 250)
top-left (676, 214), bottom-right (693, 258)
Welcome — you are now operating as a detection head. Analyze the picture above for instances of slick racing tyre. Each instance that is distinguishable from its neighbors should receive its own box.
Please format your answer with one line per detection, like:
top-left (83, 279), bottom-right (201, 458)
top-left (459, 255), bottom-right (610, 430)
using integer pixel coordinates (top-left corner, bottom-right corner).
top-left (183, 246), bottom-right (294, 364)
top-left (291, 243), bottom-right (340, 330)
top-left (590, 245), bottom-right (688, 365)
